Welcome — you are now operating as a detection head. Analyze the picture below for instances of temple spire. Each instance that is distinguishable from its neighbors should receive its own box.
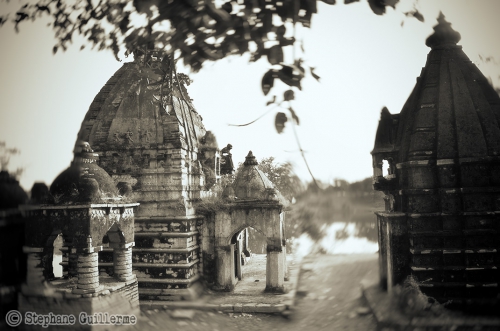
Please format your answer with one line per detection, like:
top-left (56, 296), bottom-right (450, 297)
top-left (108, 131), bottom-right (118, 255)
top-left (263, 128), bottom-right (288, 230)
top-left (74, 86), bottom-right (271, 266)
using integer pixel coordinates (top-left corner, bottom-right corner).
top-left (425, 12), bottom-right (461, 49)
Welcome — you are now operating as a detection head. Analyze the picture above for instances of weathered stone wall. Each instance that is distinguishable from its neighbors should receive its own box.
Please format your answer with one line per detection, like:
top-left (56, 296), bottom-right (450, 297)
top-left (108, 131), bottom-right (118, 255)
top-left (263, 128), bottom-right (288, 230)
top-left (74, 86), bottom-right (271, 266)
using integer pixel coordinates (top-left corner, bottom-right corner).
top-left (130, 216), bottom-right (203, 301)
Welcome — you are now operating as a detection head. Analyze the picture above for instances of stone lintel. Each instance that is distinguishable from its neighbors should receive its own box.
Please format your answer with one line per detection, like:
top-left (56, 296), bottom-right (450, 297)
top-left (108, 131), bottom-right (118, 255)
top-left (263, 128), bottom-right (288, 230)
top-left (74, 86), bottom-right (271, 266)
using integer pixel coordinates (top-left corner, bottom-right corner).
top-left (109, 241), bottom-right (135, 249)
top-left (23, 246), bottom-right (44, 253)
top-left (134, 215), bottom-right (204, 222)
top-left (71, 246), bottom-right (104, 254)
top-left (19, 203), bottom-right (140, 214)
top-left (374, 211), bottom-right (406, 218)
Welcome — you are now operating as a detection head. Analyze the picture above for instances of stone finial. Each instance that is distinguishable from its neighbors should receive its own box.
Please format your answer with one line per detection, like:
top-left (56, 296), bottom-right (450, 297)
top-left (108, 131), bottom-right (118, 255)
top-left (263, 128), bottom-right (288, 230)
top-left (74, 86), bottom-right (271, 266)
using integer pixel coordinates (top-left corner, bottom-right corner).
top-left (243, 151), bottom-right (258, 166)
top-left (72, 140), bottom-right (98, 164)
top-left (425, 12), bottom-right (461, 48)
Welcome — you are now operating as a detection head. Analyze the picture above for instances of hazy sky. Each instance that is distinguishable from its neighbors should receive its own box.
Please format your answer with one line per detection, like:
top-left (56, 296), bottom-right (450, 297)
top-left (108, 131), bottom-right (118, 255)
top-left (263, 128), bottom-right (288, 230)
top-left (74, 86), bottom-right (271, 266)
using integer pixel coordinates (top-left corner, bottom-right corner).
top-left (1, 0), bottom-right (499, 190)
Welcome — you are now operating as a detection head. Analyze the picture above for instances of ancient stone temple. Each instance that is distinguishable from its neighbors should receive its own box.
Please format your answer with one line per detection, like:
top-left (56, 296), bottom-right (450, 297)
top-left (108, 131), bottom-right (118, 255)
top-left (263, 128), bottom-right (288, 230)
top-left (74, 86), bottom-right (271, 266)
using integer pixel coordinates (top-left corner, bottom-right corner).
top-left (73, 48), bottom-right (288, 303)
top-left (372, 14), bottom-right (500, 310)
top-left (75, 49), bottom-right (213, 301)
top-left (18, 141), bottom-right (140, 330)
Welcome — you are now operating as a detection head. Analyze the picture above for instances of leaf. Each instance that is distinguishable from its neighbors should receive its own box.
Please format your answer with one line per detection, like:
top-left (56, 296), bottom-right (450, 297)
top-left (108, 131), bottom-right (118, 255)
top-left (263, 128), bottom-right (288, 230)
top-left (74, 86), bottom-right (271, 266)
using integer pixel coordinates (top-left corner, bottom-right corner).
top-left (284, 90), bottom-right (295, 101)
top-left (384, 0), bottom-right (399, 9)
top-left (279, 37), bottom-right (295, 47)
top-left (261, 69), bottom-right (275, 96)
top-left (289, 106), bottom-right (300, 125)
top-left (275, 112), bottom-right (288, 133)
top-left (267, 45), bottom-right (284, 65)
top-left (292, 59), bottom-right (305, 77)
top-left (266, 95), bottom-right (277, 106)
top-left (368, 0), bottom-right (386, 15)
top-left (404, 10), bottom-right (424, 22)
top-left (53, 46), bottom-right (58, 54)
top-left (276, 25), bottom-right (286, 37)
top-left (310, 67), bottom-right (320, 81)
top-left (344, 0), bottom-right (359, 3)
top-left (412, 10), bottom-right (424, 22)
top-left (278, 66), bottom-right (302, 90)
top-left (222, 2), bottom-right (232, 13)
top-left (320, 0), bottom-right (336, 4)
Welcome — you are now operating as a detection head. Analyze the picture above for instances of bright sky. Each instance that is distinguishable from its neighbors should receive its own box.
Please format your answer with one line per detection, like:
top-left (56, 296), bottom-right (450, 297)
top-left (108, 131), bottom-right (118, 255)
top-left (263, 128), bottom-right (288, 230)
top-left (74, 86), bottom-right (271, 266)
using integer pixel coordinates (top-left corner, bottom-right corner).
top-left (1, 0), bottom-right (499, 191)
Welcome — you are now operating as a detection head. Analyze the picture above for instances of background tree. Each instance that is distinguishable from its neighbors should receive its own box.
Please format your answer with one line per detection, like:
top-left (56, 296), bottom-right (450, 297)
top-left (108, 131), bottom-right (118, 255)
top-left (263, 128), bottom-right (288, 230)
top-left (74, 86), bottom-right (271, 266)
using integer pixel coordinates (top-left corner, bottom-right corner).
top-left (257, 156), bottom-right (304, 201)
top-left (0, 141), bottom-right (23, 179)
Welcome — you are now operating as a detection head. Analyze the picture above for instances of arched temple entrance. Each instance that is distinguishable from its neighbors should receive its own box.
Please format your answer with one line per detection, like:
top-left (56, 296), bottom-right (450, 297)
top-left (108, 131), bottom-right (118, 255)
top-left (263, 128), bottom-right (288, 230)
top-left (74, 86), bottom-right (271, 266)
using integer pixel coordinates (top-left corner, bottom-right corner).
top-left (210, 151), bottom-right (289, 292)
top-left (214, 201), bottom-right (287, 292)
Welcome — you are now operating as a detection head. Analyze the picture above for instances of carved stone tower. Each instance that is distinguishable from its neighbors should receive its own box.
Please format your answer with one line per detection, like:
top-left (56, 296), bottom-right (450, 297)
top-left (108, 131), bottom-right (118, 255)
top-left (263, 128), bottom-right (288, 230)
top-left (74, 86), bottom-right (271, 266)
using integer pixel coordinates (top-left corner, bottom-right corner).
top-left (372, 14), bottom-right (500, 309)
top-left (75, 49), bottom-right (216, 302)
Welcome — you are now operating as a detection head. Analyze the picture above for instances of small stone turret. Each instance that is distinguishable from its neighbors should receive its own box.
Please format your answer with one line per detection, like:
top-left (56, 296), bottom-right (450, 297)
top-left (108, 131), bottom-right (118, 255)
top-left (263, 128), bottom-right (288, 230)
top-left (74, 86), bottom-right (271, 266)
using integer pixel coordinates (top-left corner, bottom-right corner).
top-left (18, 141), bottom-right (140, 327)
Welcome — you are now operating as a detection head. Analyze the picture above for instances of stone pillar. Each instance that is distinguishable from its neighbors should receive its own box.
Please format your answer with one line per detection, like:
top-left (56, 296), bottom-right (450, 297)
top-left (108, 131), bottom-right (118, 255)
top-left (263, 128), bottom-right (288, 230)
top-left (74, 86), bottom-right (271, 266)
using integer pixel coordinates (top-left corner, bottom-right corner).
top-left (23, 247), bottom-right (47, 293)
top-left (385, 213), bottom-right (409, 294)
top-left (68, 248), bottom-right (78, 278)
top-left (215, 245), bottom-right (235, 291)
top-left (236, 235), bottom-right (242, 280)
top-left (113, 247), bottom-right (134, 282)
top-left (376, 213), bottom-right (388, 290)
top-left (283, 244), bottom-right (289, 281)
top-left (376, 212), bottom-right (410, 293)
top-left (265, 245), bottom-right (285, 293)
top-left (75, 251), bottom-right (99, 291)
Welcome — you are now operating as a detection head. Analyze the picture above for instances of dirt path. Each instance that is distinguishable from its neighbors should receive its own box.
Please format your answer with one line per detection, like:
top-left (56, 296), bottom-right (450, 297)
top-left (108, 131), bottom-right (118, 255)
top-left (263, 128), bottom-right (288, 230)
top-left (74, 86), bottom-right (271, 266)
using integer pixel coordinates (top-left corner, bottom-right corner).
top-left (134, 253), bottom-right (379, 331)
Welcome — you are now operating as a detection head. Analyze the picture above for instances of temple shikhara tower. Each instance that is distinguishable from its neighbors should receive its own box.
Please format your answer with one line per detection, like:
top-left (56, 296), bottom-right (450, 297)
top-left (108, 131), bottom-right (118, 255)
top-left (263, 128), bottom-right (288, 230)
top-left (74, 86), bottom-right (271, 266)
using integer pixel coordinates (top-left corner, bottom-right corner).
top-left (75, 49), bottom-right (213, 301)
top-left (372, 14), bottom-right (500, 310)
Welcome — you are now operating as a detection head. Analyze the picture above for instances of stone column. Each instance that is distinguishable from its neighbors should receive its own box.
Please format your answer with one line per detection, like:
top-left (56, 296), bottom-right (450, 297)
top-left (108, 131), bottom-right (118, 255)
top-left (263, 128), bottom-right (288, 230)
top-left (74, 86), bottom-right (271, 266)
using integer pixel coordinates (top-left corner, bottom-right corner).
top-left (215, 245), bottom-right (235, 291)
top-left (376, 213), bottom-right (388, 290)
top-left (23, 247), bottom-right (46, 293)
top-left (113, 247), bottom-right (134, 282)
top-left (283, 244), bottom-right (289, 281)
top-left (265, 243), bottom-right (285, 293)
top-left (75, 251), bottom-right (99, 291)
top-left (386, 213), bottom-right (409, 293)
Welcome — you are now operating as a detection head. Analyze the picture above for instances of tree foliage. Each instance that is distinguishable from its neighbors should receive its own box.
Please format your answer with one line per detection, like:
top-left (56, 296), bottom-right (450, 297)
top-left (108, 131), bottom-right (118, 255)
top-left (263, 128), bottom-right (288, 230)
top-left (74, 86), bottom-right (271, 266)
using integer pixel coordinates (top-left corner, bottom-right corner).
top-left (256, 156), bottom-right (304, 200)
top-left (2, 0), bottom-right (422, 103)
top-left (0, 141), bottom-right (24, 179)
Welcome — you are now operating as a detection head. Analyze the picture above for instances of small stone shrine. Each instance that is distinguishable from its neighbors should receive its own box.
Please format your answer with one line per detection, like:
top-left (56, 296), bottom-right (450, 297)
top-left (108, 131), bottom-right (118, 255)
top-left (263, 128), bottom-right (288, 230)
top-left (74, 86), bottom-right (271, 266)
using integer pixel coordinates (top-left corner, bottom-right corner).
top-left (372, 14), bottom-right (500, 310)
top-left (18, 141), bottom-right (140, 330)
top-left (202, 151), bottom-right (288, 292)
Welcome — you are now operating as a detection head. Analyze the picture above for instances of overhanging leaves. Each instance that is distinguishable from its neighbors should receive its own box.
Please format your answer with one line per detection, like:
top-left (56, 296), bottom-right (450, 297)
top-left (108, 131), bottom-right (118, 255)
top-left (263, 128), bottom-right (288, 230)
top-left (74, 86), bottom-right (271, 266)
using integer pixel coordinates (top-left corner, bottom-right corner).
top-left (284, 90), bottom-right (295, 101)
top-left (278, 66), bottom-right (302, 90)
top-left (275, 112), bottom-right (288, 133)
top-left (310, 67), bottom-right (320, 81)
top-left (2, 0), bottom-right (416, 80)
top-left (268, 45), bottom-right (284, 65)
top-left (261, 69), bottom-right (276, 96)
